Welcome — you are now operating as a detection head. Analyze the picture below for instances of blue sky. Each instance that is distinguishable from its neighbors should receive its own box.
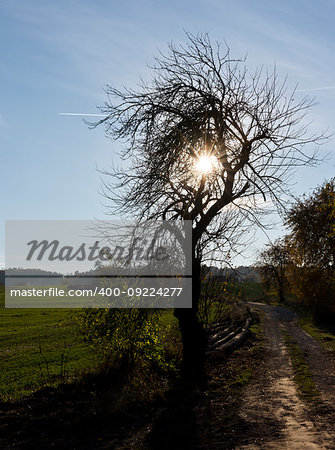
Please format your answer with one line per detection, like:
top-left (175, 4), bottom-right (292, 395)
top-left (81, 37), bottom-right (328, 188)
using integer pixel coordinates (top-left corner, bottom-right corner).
top-left (1, 0), bottom-right (334, 267)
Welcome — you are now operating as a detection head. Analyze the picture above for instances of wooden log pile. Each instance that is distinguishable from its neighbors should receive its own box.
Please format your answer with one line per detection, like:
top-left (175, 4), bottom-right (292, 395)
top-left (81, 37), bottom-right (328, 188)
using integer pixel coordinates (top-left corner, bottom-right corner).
top-left (206, 314), bottom-right (252, 359)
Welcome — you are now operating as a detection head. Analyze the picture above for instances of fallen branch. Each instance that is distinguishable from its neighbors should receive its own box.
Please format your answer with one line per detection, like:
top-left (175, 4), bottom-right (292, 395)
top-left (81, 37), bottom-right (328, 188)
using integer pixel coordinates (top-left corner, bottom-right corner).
top-left (207, 317), bottom-right (252, 359)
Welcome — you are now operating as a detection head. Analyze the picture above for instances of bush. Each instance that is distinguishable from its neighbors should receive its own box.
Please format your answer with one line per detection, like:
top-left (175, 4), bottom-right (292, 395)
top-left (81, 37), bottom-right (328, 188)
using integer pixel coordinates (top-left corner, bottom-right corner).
top-left (76, 308), bottom-right (180, 373)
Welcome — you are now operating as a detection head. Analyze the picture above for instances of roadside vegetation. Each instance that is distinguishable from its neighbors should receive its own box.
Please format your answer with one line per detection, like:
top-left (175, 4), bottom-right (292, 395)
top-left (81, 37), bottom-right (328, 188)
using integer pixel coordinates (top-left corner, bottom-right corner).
top-left (282, 329), bottom-right (319, 401)
top-left (258, 179), bottom-right (335, 326)
top-left (296, 311), bottom-right (335, 354)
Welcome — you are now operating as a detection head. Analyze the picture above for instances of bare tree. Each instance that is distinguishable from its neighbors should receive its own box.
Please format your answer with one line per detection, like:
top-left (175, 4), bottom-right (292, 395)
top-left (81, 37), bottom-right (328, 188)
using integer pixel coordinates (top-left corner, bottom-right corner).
top-left (92, 33), bottom-right (324, 384)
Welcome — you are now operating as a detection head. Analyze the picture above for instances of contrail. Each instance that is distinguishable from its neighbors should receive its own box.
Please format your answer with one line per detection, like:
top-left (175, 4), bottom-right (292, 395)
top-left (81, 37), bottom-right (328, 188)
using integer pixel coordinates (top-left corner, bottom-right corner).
top-left (58, 113), bottom-right (106, 117)
top-left (295, 86), bottom-right (335, 93)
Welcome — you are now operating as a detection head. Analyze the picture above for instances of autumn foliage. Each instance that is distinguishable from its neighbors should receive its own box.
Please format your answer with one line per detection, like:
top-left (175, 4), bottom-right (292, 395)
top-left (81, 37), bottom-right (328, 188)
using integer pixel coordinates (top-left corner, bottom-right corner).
top-left (258, 179), bottom-right (335, 325)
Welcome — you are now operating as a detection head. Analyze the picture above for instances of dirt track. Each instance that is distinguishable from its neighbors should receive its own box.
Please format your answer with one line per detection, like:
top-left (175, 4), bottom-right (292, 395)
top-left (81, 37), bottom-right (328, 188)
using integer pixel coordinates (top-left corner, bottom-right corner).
top-left (238, 302), bottom-right (335, 449)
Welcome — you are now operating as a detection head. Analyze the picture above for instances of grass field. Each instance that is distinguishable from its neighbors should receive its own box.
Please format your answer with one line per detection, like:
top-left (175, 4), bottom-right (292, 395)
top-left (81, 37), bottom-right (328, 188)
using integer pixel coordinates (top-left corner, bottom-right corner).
top-left (0, 286), bottom-right (99, 400)
top-left (236, 281), bottom-right (263, 302)
top-left (0, 280), bottom-right (262, 401)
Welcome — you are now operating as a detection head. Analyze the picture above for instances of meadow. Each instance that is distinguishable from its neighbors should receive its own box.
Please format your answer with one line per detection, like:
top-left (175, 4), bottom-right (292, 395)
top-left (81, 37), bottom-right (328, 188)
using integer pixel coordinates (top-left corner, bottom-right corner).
top-left (0, 279), bottom-right (275, 401)
top-left (0, 286), bottom-right (99, 400)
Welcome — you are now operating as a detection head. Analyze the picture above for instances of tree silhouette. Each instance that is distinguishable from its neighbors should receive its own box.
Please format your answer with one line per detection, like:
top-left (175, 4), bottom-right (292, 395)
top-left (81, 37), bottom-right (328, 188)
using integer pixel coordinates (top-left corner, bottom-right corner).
top-left (257, 238), bottom-right (290, 303)
top-left (285, 178), bottom-right (335, 323)
top-left (93, 33), bottom-right (324, 384)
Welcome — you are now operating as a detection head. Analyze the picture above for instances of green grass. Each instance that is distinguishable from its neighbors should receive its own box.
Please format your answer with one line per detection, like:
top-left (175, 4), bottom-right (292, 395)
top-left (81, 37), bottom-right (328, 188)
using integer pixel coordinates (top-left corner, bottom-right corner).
top-left (249, 322), bottom-right (262, 337)
top-left (297, 313), bottom-right (335, 353)
top-left (0, 278), bottom-right (263, 402)
top-left (0, 286), bottom-right (99, 400)
top-left (281, 299), bottom-right (335, 353)
top-left (236, 281), bottom-right (263, 301)
top-left (229, 367), bottom-right (252, 387)
top-left (249, 314), bottom-right (265, 353)
top-left (282, 328), bottom-right (319, 401)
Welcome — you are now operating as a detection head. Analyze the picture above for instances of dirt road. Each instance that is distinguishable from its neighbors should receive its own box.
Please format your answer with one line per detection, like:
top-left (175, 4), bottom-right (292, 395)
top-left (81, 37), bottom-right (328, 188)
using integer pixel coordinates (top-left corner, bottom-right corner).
top-left (235, 302), bottom-right (335, 449)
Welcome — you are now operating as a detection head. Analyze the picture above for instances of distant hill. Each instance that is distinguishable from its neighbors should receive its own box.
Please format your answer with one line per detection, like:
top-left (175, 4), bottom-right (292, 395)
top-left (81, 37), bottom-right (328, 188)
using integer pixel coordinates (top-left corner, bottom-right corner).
top-left (233, 266), bottom-right (261, 282)
top-left (203, 265), bottom-right (261, 283)
top-left (5, 268), bottom-right (64, 287)
top-left (0, 265), bottom-right (261, 287)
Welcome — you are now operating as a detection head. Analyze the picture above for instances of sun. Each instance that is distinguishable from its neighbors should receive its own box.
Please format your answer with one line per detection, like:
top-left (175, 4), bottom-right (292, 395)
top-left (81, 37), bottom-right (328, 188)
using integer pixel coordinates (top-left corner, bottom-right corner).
top-left (194, 154), bottom-right (218, 176)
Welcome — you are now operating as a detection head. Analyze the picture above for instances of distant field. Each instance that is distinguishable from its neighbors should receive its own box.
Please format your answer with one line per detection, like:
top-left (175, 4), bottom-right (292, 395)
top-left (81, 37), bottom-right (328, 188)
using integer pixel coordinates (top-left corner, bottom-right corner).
top-left (0, 286), bottom-right (99, 400)
top-left (237, 281), bottom-right (263, 301)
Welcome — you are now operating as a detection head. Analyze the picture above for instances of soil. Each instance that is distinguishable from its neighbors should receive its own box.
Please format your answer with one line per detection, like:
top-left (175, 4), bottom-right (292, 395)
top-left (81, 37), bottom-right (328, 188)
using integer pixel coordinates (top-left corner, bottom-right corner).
top-left (1, 303), bottom-right (335, 449)
top-left (231, 302), bottom-right (335, 449)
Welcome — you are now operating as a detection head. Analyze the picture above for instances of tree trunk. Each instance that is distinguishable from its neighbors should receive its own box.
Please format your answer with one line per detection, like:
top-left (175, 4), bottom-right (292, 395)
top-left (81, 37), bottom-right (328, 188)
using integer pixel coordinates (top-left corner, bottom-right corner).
top-left (174, 258), bottom-right (207, 386)
top-left (278, 282), bottom-right (285, 303)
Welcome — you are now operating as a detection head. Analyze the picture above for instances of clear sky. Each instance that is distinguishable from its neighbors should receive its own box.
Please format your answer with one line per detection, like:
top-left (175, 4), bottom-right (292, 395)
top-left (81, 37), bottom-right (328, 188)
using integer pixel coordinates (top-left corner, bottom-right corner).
top-left (1, 0), bottom-right (334, 268)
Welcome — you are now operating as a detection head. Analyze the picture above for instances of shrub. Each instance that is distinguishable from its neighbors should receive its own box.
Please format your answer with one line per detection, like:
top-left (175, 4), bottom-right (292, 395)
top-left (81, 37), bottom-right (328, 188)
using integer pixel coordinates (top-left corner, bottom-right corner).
top-left (76, 308), bottom-right (180, 373)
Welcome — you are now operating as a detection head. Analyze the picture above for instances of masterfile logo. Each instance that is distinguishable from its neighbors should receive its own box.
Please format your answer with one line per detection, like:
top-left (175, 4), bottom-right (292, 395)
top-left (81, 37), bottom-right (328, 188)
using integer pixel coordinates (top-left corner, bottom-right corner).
top-left (5, 220), bottom-right (192, 309)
